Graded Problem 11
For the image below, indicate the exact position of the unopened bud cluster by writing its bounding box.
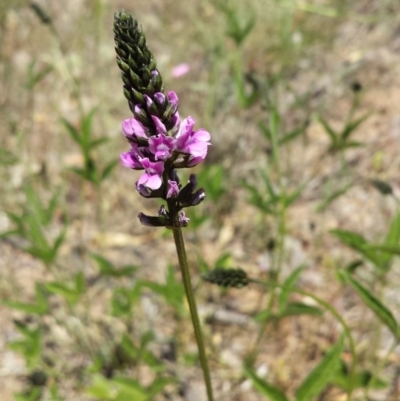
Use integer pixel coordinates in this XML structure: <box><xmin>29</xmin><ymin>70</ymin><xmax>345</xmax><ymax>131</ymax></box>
<box><xmin>114</xmin><ymin>10</ymin><xmax>211</xmax><ymax>228</ymax></box>
<box><xmin>202</xmin><ymin>268</ymin><xmax>249</xmax><ymax>288</ymax></box>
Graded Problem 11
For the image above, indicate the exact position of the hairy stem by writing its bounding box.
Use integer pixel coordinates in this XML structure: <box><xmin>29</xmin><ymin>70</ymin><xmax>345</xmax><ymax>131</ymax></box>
<box><xmin>172</xmin><ymin>225</ymin><xmax>214</xmax><ymax>401</ymax></box>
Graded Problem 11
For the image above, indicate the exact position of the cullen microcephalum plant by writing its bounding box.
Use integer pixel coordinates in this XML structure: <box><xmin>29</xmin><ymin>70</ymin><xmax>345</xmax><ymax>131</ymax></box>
<box><xmin>113</xmin><ymin>10</ymin><xmax>214</xmax><ymax>401</ymax></box>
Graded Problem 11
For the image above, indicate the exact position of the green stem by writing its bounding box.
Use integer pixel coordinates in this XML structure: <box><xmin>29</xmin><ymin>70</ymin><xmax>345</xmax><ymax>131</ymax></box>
<box><xmin>251</xmin><ymin>279</ymin><xmax>357</xmax><ymax>401</ymax></box>
<box><xmin>172</xmin><ymin>226</ymin><xmax>214</xmax><ymax>401</ymax></box>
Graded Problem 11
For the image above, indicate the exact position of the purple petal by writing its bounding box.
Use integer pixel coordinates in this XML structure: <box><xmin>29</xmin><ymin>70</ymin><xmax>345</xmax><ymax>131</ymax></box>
<box><xmin>167</xmin><ymin>180</ymin><xmax>180</xmax><ymax>198</ymax></box>
<box><xmin>176</xmin><ymin>116</ymin><xmax>196</xmax><ymax>138</ymax></box>
<box><xmin>122</xmin><ymin>118</ymin><xmax>147</xmax><ymax>139</ymax></box>
<box><xmin>146</xmin><ymin>174</ymin><xmax>162</xmax><ymax>189</ymax></box>
<box><xmin>120</xmin><ymin>145</ymin><xmax>144</xmax><ymax>169</ymax></box>
<box><xmin>178</xmin><ymin>211</ymin><xmax>190</xmax><ymax>227</ymax></box>
<box><xmin>187</xmin><ymin>155</ymin><xmax>205</xmax><ymax>167</ymax></box>
<box><xmin>167</xmin><ymin>91</ymin><xmax>179</xmax><ymax>107</ymax></box>
<box><xmin>148</xmin><ymin>135</ymin><xmax>176</xmax><ymax>161</ymax></box>
<box><xmin>192</xmin><ymin>129</ymin><xmax>211</xmax><ymax>142</ymax></box>
<box><xmin>151</xmin><ymin>115</ymin><xmax>167</xmax><ymax>135</ymax></box>
<box><xmin>154</xmin><ymin>92</ymin><xmax>166</xmax><ymax>105</ymax></box>
<box><xmin>140</xmin><ymin>158</ymin><xmax>165</xmax><ymax>175</ymax></box>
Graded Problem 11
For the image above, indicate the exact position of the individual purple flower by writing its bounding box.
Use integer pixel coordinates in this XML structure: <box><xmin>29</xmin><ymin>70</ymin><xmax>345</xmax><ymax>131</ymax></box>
<box><xmin>122</xmin><ymin>117</ymin><xmax>147</xmax><ymax>140</ymax></box>
<box><xmin>136</xmin><ymin>158</ymin><xmax>164</xmax><ymax>190</ymax></box>
<box><xmin>120</xmin><ymin>144</ymin><xmax>144</xmax><ymax>169</ymax></box>
<box><xmin>148</xmin><ymin>134</ymin><xmax>176</xmax><ymax>161</ymax></box>
<box><xmin>178</xmin><ymin>211</ymin><xmax>190</xmax><ymax>227</ymax></box>
<box><xmin>167</xmin><ymin>180</ymin><xmax>180</xmax><ymax>198</ymax></box>
<box><xmin>175</xmin><ymin>117</ymin><xmax>211</xmax><ymax>165</ymax></box>
<box><xmin>167</xmin><ymin>91</ymin><xmax>179</xmax><ymax>108</ymax></box>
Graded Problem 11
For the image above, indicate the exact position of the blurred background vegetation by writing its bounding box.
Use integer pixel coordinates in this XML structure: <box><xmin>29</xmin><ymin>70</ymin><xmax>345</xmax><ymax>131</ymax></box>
<box><xmin>1</xmin><ymin>0</ymin><xmax>400</xmax><ymax>400</ymax></box>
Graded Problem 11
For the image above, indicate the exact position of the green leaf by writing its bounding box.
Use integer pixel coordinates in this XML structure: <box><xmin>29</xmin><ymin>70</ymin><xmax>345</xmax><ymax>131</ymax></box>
<box><xmin>81</xmin><ymin>107</ymin><xmax>98</xmax><ymax>153</ymax></box>
<box><xmin>296</xmin><ymin>335</ymin><xmax>343</xmax><ymax>401</ymax></box>
<box><xmin>91</xmin><ymin>254</ymin><xmax>137</xmax><ymax>277</ymax></box>
<box><xmin>330</xmin><ymin>360</ymin><xmax>387</xmax><ymax>391</ymax></box>
<box><xmin>280</xmin><ymin>125</ymin><xmax>306</xmax><ymax>145</ymax></box>
<box><xmin>4</xmin><ymin>285</ymin><xmax>50</xmax><ymax>315</ymax></box>
<box><xmin>315</xmin><ymin>182</ymin><xmax>353</xmax><ymax>212</ymax></box>
<box><xmin>317</xmin><ymin>115</ymin><xmax>338</xmax><ymax>146</ymax></box>
<box><xmin>284</xmin><ymin>183</ymin><xmax>305</xmax><ymax>208</ymax></box>
<box><xmin>340</xmin><ymin>271</ymin><xmax>398</xmax><ymax>338</ymax></box>
<box><xmin>112</xmin><ymin>376</ymin><xmax>148</xmax><ymax>401</ymax></box>
<box><xmin>258</xmin><ymin>121</ymin><xmax>272</xmax><ymax>142</ymax></box>
<box><xmin>341</xmin><ymin>114</ymin><xmax>369</xmax><ymax>141</ymax></box>
<box><xmin>111</xmin><ymin>288</ymin><xmax>132</xmax><ymax>317</ymax></box>
<box><xmin>147</xmin><ymin>377</ymin><xmax>175</xmax><ymax>398</ymax></box>
<box><xmin>244</xmin><ymin>366</ymin><xmax>289</xmax><ymax>401</ymax></box>
<box><xmin>101</xmin><ymin>160</ymin><xmax>119</xmax><ymax>181</ymax></box>
<box><xmin>330</xmin><ymin>229</ymin><xmax>381</xmax><ymax>268</ymax></box>
<box><xmin>278</xmin><ymin>265</ymin><xmax>306</xmax><ymax>312</ymax></box>
<box><xmin>280</xmin><ymin>302</ymin><xmax>323</xmax><ymax>318</ymax></box>
<box><xmin>14</xmin><ymin>387</ymin><xmax>41</xmax><ymax>401</ymax></box>
<box><xmin>61</xmin><ymin>118</ymin><xmax>81</xmax><ymax>146</ymax></box>
<box><xmin>89</xmin><ymin>137</ymin><xmax>109</xmax><ymax>149</ymax></box>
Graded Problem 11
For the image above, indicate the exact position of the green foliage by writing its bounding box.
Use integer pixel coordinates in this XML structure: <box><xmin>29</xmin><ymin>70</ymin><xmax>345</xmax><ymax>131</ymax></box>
<box><xmin>197</xmin><ymin>164</ymin><xmax>227</xmax><ymax>203</ymax></box>
<box><xmin>45</xmin><ymin>272</ymin><xmax>86</xmax><ymax>306</ymax></box>
<box><xmin>242</xmin><ymin>170</ymin><xmax>304</xmax><ymax>216</ymax></box>
<box><xmin>91</xmin><ymin>254</ymin><xmax>138</xmax><ymax>277</ymax></box>
<box><xmin>216</xmin><ymin>2</ymin><xmax>256</xmax><ymax>46</ymax></box>
<box><xmin>139</xmin><ymin>264</ymin><xmax>185</xmax><ymax>316</ymax></box>
<box><xmin>315</xmin><ymin>181</ymin><xmax>353</xmax><ymax>212</ymax></box>
<box><xmin>3</xmin><ymin>284</ymin><xmax>49</xmax><ymax>315</ymax></box>
<box><xmin>86</xmin><ymin>374</ymin><xmax>172</xmax><ymax>401</ymax></box>
<box><xmin>317</xmin><ymin>113</ymin><xmax>368</xmax><ymax>153</ymax></box>
<box><xmin>295</xmin><ymin>335</ymin><xmax>344</xmax><ymax>401</ymax></box>
<box><xmin>14</xmin><ymin>387</ymin><xmax>41</xmax><ymax>401</ymax></box>
<box><xmin>331</xmin><ymin>213</ymin><xmax>400</xmax><ymax>272</ymax></box>
<box><xmin>111</xmin><ymin>287</ymin><xmax>139</xmax><ymax>317</ymax></box>
<box><xmin>61</xmin><ymin>107</ymin><xmax>118</xmax><ymax>186</ymax></box>
<box><xmin>339</xmin><ymin>271</ymin><xmax>399</xmax><ymax>338</ymax></box>
<box><xmin>26</xmin><ymin>59</ymin><xmax>53</xmax><ymax>90</ymax></box>
<box><xmin>330</xmin><ymin>359</ymin><xmax>387</xmax><ymax>391</ymax></box>
<box><xmin>8</xmin><ymin>322</ymin><xmax>42</xmax><ymax>370</ymax></box>
<box><xmin>1</xmin><ymin>185</ymin><xmax>66</xmax><ymax>267</ymax></box>
<box><xmin>244</xmin><ymin>366</ymin><xmax>289</xmax><ymax>401</ymax></box>
<box><xmin>258</xmin><ymin>120</ymin><xmax>307</xmax><ymax>147</ymax></box>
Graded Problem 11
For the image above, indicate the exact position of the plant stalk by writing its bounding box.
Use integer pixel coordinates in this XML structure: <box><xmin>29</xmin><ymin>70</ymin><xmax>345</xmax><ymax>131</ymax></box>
<box><xmin>172</xmin><ymin>226</ymin><xmax>214</xmax><ymax>401</ymax></box>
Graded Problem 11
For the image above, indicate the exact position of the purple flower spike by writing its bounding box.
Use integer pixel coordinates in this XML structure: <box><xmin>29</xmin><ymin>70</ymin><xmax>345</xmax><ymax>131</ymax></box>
<box><xmin>137</xmin><ymin>158</ymin><xmax>164</xmax><ymax>190</ymax></box>
<box><xmin>175</xmin><ymin>117</ymin><xmax>211</xmax><ymax>164</ymax></box>
<box><xmin>167</xmin><ymin>180</ymin><xmax>180</xmax><ymax>198</ymax></box>
<box><xmin>148</xmin><ymin>134</ymin><xmax>176</xmax><ymax>161</ymax></box>
<box><xmin>120</xmin><ymin>144</ymin><xmax>144</xmax><ymax>169</ymax></box>
<box><xmin>122</xmin><ymin>118</ymin><xmax>147</xmax><ymax>140</ymax></box>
